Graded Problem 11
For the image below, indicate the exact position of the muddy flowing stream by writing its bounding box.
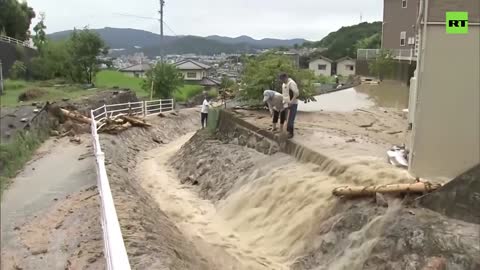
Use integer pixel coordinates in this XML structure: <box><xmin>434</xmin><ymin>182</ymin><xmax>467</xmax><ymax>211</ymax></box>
<box><xmin>136</xmin><ymin>132</ymin><xmax>412</xmax><ymax>270</ymax></box>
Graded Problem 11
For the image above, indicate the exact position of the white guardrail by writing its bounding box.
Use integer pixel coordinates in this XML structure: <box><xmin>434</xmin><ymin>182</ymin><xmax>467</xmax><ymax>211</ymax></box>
<box><xmin>0</xmin><ymin>35</ymin><xmax>36</xmax><ymax>50</ymax></box>
<box><xmin>89</xmin><ymin>99</ymin><xmax>174</xmax><ymax>269</ymax></box>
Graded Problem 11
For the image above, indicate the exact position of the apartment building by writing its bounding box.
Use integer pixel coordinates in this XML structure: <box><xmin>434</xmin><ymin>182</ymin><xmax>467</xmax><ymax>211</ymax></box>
<box><xmin>382</xmin><ymin>0</ymin><xmax>420</xmax><ymax>52</ymax></box>
<box><xmin>408</xmin><ymin>0</ymin><xmax>480</xmax><ymax>179</ymax></box>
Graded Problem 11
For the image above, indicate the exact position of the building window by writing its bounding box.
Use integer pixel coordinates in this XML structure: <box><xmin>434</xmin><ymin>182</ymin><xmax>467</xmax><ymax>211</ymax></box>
<box><xmin>318</xmin><ymin>64</ymin><xmax>327</xmax><ymax>70</ymax></box>
<box><xmin>187</xmin><ymin>72</ymin><xmax>197</xmax><ymax>78</ymax></box>
<box><xmin>346</xmin><ymin>65</ymin><xmax>354</xmax><ymax>71</ymax></box>
<box><xmin>402</xmin><ymin>0</ymin><xmax>407</xmax><ymax>8</ymax></box>
<box><xmin>400</xmin><ymin>31</ymin><xmax>406</xmax><ymax>46</ymax></box>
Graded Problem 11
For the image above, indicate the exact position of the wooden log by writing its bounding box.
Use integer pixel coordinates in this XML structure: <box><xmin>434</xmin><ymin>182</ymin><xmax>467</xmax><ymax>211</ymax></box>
<box><xmin>60</xmin><ymin>108</ymin><xmax>92</xmax><ymax>124</ymax></box>
<box><xmin>332</xmin><ymin>182</ymin><xmax>442</xmax><ymax>197</ymax></box>
<box><xmin>120</xmin><ymin>115</ymin><xmax>152</xmax><ymax>127</ymax></box>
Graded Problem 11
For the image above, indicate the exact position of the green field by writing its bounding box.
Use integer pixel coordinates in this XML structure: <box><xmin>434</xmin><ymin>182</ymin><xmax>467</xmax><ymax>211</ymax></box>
<box><xmin>96</xmin><ymin>70</ymin><xmax>210</xmax><ymax>102</ymax></box>
<box><xmin>1</xmin><ymin>71</ymin><xmax>216</xmax><ymax>107</ymax></box>
<box><xmin>95</xmin><ymin>70</ymin><xmax>147</xmax><ymax>97</ymax></box>
<box><xmin>0</xmin><ymin>80</ymin><xmax>100</xmax><ymax>107</ymax></box>
<box><xmin>174</xmin><ymin>84</ymin><xmax>204</xmax><ymax>102</ymax></box>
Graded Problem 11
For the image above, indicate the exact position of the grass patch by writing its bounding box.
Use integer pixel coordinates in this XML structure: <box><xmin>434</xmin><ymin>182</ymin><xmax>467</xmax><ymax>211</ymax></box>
<box><xmin>1</xmin><ymin>79</ymin><xmax>102</xmax><ymax>107</ymax></box>
<box><xmin>174</xmin><ymin>84</ymin><xmax>204</xmax><ymax>102</ymax></box>
<box><xmin>95</xmin><ymin>70</ymin><xmax>147</xmax><ymax>97</ymax></box>
<box><xmin>0</xmin><ymin>129</ymin><xmax>48</xmax><ymax>196</ymax></box>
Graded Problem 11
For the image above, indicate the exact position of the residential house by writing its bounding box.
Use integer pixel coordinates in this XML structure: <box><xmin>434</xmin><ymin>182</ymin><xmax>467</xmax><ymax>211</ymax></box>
<box><xmin>356</xmin><ymin>0</ymin><xmax>420</xmax><ymax>80</ymax></box>
<box><xmin>335</xmin><ymin>57</ymin><xmax>356</xmax><ymax>77</ymax></box>
<box><xmin>174</xmin><ymin>59</ymin><xmax>210</xmax><ymax>82</ymax></box>
<box><xmin>119</xmin><ymin>63</ymin><xmax>151</xmax><ymax>78</ymax></box>
<box><xmin>308</xmin><ymin>56</ymin><xmax>333</xmax><ymax>76</ymax></box>
<box><xmin>174</xmin><ymin>59</ymin><xmax>220</xmax><ymax>88</ymax></box>
<box><xmin>408</xmin><ymin>0</ymin><xmax>479</xmax><ymax>179</ymax></box>
<box><xmin>382</xmin><ymin>0</ymin><xmax>420</xmax><ymax>53</ymax></box>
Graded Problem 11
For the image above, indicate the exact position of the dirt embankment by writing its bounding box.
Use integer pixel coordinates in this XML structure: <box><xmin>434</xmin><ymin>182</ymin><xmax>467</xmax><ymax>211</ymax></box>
<box><xmin>100</xmin><ymin>109</ymin><xmax>212</xmax><ymax>270</ymax></box>
<box><xmin>167</xmin><ymin>128</ymin><xmax>479</xmax><ymax>269</ymax></box>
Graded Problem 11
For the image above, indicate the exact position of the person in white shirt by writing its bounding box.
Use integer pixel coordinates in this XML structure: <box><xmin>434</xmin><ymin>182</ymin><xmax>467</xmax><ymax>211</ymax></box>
<box><xmin>201</xmin><ymin>95</ymin><xmax>211</xmax><ymax>129</ymax></box>
<box><xmin>279</xmin><ymin>73</ymin><xmax>299</xmax><ymax>138</ymax></box>
<box><xmin>263</xmin><ymin>90</ymin><xmax>286</xmax><ymax>132</ymax></box>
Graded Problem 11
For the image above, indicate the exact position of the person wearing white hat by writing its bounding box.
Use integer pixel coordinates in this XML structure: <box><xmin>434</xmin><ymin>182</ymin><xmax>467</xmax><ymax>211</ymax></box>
<box><xmin>263</xmin><ymin>89</ymin><xmax>286</xmax><ymax>132</ymax></box>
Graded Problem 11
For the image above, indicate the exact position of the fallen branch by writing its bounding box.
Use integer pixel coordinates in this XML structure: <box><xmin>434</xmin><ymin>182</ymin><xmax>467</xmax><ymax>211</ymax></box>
<box><xmin>358</xmin><ymin>121</ymin><xmax>375</xmax><ymax>128</ymax></box>
<box><xmin>60</xmin><ymin>108</ymin><xmax>92</xmax><ymax>124</ymax></box>
<box><xmin>332</xmin><ymin>182</ymin><xmax>442</xmax><ymax>197</ymax></box>
<box><xmin>120</xmin><ymin>115</ymin><xmax>152</xmax><ymax>127</ymax></box>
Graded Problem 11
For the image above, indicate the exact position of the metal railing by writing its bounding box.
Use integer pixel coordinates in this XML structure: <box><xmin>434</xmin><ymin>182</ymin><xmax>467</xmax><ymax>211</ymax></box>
<box><xmin>0</xmin><ymin>35</ymin><xmax>36</xmax><ymax>49</ymax></box>
<box><xmin>357</xmin><ymin>48</ymin><xmax>416</xmax><ymax>61</ymax></box>
<box><xmin>90</xmin><ymin>112</ymin><xmax>131</xmax><ymax>270</ymax></box>
<box><xmin>91</xmin><ymin>99</ymin><xmax>174</xmax><ymax>130</ymax></box>
<box><xmin>88</xmin><ymin>98</ymin><xmax>174</xmax><ymax>269</ymax></box>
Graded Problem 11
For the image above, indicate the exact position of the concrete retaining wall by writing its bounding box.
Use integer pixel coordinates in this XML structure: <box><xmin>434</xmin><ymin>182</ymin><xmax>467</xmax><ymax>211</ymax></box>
<box><xmin>419</xmin><ymin>164</ymin><xmax>480</xmax><ymax>224</ymax></box>
<box><xmin>0</xmin><ymin>41</ymin><xmax>37</xmax><ymax>78</ymax></box>
<box><xmin>214</xmin><ymin>110</ymin><xmax>346</xmax><ymax>176</ymax></box>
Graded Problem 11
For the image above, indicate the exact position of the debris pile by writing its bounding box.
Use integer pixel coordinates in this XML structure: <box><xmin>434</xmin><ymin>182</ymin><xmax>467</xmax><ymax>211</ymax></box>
<box><xmin>57</xmin><ymin>108</ymin><xmax>152</xmax><ymax>135</ymax></box>
<box><xmin>97</xmin><ymin>114</ymin><xmax>152</xmax><ymax>134</ymax></box>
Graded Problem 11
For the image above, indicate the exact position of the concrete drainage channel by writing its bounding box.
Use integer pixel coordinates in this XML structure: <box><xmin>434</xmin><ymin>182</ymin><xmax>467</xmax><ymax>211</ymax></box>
<box><xmin>95</xmin><ymin>108</ymin><xmax>479</xmax><ymax>270</ymax></box>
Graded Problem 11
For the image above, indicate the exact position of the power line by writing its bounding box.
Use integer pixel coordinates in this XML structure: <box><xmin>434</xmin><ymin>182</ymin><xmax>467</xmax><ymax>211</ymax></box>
<box><xmin>113</xmin><ymin>13</ymin><xmax>157</xmax><ymax>20</ymax></box>
<box><xmin>113</xmin><ymin>12</ymin><xmax>178</xmax><ymax>36</ymax></box>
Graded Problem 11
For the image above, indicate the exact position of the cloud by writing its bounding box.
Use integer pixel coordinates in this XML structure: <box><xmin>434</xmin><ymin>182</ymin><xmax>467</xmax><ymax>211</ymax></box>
<box><xmin>28</xmin><ymin>0</ymin><xmax>382</xmax><ymax>40</ymax></box>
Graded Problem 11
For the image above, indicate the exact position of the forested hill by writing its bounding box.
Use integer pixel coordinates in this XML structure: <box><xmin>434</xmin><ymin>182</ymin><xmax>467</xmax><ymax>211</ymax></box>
<box><xmin>303</xmin><ymin>22</ymin><xmax>382</xmax><ymax>60</ymax></box>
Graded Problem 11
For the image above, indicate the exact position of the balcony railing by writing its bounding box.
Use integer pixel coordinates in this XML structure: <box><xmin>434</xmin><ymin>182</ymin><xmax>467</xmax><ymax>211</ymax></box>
<box><xmin>357</xmin><ymin>48</ymin><xmax>416</xmax><ymax>62</ymax></box>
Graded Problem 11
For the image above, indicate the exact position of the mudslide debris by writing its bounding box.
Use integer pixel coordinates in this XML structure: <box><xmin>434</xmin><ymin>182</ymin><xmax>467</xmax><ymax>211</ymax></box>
<box><xmin>59</xmin><ymin>108</ymin><xmax>152</xmax><ymax>134</ymax></box>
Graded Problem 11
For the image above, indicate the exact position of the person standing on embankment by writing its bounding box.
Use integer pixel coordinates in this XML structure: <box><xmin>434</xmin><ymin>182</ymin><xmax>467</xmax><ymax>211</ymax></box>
<box><xmin>263</xmin><ymin>90</ymin><xmax>287</xmax><ymax>132</ymax></box>
<box><xmin>201</xmin><ymin>95</ymin><xmax>212</xmax><ymax>129</ymax></box>
<box><xmin>279</xmin><ymin>73</ymin><xmax>299</xmax><ymax>139</ymax></box>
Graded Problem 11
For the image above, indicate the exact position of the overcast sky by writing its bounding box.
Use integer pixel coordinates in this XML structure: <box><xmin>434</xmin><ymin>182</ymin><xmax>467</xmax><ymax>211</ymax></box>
<box><xmin>28</xmin><ymin>0</ymin><xmax>383</xmax><ymax>41</ymax></box>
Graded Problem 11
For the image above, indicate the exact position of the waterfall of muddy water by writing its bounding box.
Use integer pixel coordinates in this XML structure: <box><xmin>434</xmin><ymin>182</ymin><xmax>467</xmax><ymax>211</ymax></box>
<box><xmin>138</xmin><ymin>133</ymin><xmax>411</xmax><ymax>269</ymax></box>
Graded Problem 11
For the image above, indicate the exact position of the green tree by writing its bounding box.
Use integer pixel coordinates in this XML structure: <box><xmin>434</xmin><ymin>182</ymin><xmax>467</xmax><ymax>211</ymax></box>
<box><xmin>300</xmin><ymin>22</ymin><xmax>381</xmax><ymax>60</ymax></box>
<box><xmin>9</xmin><ymin>61</ymin><xmax>26</xmax><ymax>80</ymax></box>
<box><xmin>30</xmin><ymin>40</ymin><xmax>70</xmax><ymax>80</ymax></box>
<box><xmin>32</xmin><ymin>12</ymin><xmax>47</xmax><ymax>51</ymax></box>
<box><xmin>67</xmin><ymin>28</ymin><xmax>107</xmax><ymax>83</ymax></box>
<box><xmin>355</xmin><ymin>33</ymin><xmax>381</xmax><ymax>51</ymax></box>
<box><xmin>368</xmin><ymin>49</ymin><xmax>395</xmax><ymax>81</ymax></box>
<box><xmin>143</xmin><ymin>63</ymin><xmax>184</xmax><ymax>99</ymax></box>
<box><xmin>241</xmin><ymin>53</ymin><xmax>316</xmax><ymax>102</ymax></box>
<box><xmin>0</xmin><ymin>0</ymin><xmax>36</xmax><ymax>40</ymax></box>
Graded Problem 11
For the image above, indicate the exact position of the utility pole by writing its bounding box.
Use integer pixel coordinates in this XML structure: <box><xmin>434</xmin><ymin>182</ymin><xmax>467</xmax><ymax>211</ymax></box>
<box><xmin>0</xmin><ymin>60</ymin><xmax>3</xmax><ymax>96</ymax></box>
<box><xmin>159</xmin><ymin>0</ymin><xmax>165</xmax><ymax>63</ymax></box>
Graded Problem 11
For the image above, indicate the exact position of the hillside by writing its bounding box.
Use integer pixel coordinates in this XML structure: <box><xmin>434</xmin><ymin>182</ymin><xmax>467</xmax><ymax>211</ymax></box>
<box><xmin>48</xmin><ymin>27</ymin><xmax>307</xmax><ymax>56</ymax></box>
<box><xmin>303</xmin><ymin>22</ymin><xmax>382</xmax><ymax>60</ymax></box>
<box><xmin>206</xmin><ymin>35</ymin><xmax>306</xmax><ymax>48</ymax></box>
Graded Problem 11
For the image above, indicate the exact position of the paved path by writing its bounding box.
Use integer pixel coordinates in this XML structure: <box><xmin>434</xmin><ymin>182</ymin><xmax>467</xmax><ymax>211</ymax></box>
<box><xmin>1</xmin><ymin>136</ymin><xmax>98</xmax><ymax>269</ymax></box>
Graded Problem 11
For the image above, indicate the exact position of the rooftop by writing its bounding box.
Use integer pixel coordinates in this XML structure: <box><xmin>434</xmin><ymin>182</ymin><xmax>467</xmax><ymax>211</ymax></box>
<box><xmin>174</xmin><ymin>59</ymin><xmax>211</xmax><ymax>70</ymax></box>
<box><xmin>119</xmin><ymin>63</ymin><xmax>152</xmax><ymax>72</ymax></box>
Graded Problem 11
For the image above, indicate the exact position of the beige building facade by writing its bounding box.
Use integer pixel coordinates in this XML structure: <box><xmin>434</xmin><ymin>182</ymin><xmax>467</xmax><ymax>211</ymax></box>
<box><xmin>408</xmin><ymin>0</ymin><xmax>480</xmax><ymax>179</ymax></box>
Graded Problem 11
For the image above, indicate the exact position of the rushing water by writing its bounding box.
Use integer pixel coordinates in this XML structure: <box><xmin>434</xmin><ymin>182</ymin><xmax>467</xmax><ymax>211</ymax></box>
<box><xmin>138</xmin><ymin>133</ymin><xmax>411</xmax><ymax>270</ymax></box>
<box><xmin>299</xmin><ymin>81</ymin><xmax>409</xmax><ymax>112</ymax></box>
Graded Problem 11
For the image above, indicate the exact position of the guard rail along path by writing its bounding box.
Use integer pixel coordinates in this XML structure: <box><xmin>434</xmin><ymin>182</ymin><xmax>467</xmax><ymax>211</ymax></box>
<box><xmin>0</xmin><ymin>35</ymin><xmax>36</xmax><ymax>50</ymax></box>
<box><xmin>89</xmin><ymin>99</ymin><xmax>174</xmax><ymax>270</ymax></box>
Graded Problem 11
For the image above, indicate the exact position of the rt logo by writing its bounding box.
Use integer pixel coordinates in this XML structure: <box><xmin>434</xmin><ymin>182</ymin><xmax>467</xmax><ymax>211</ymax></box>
<box><xmin>446</xmin><ymin>12</ymin><xmax>468</xmax><ymax>34</ymax></box>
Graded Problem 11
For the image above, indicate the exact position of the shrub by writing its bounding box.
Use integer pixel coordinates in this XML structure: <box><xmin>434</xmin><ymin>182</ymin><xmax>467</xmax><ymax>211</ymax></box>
<box><xmin>9</xmin><ymin>61</ymin><xmax>27</xmax><ymax>80</ymax></box>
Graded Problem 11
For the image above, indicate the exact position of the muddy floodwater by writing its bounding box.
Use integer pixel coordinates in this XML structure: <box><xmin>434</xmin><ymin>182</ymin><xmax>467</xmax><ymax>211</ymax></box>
<box><xmin>299</xmin><ymin>81</ymin><xmax>409</xmax><ymax>112</ymax></box>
